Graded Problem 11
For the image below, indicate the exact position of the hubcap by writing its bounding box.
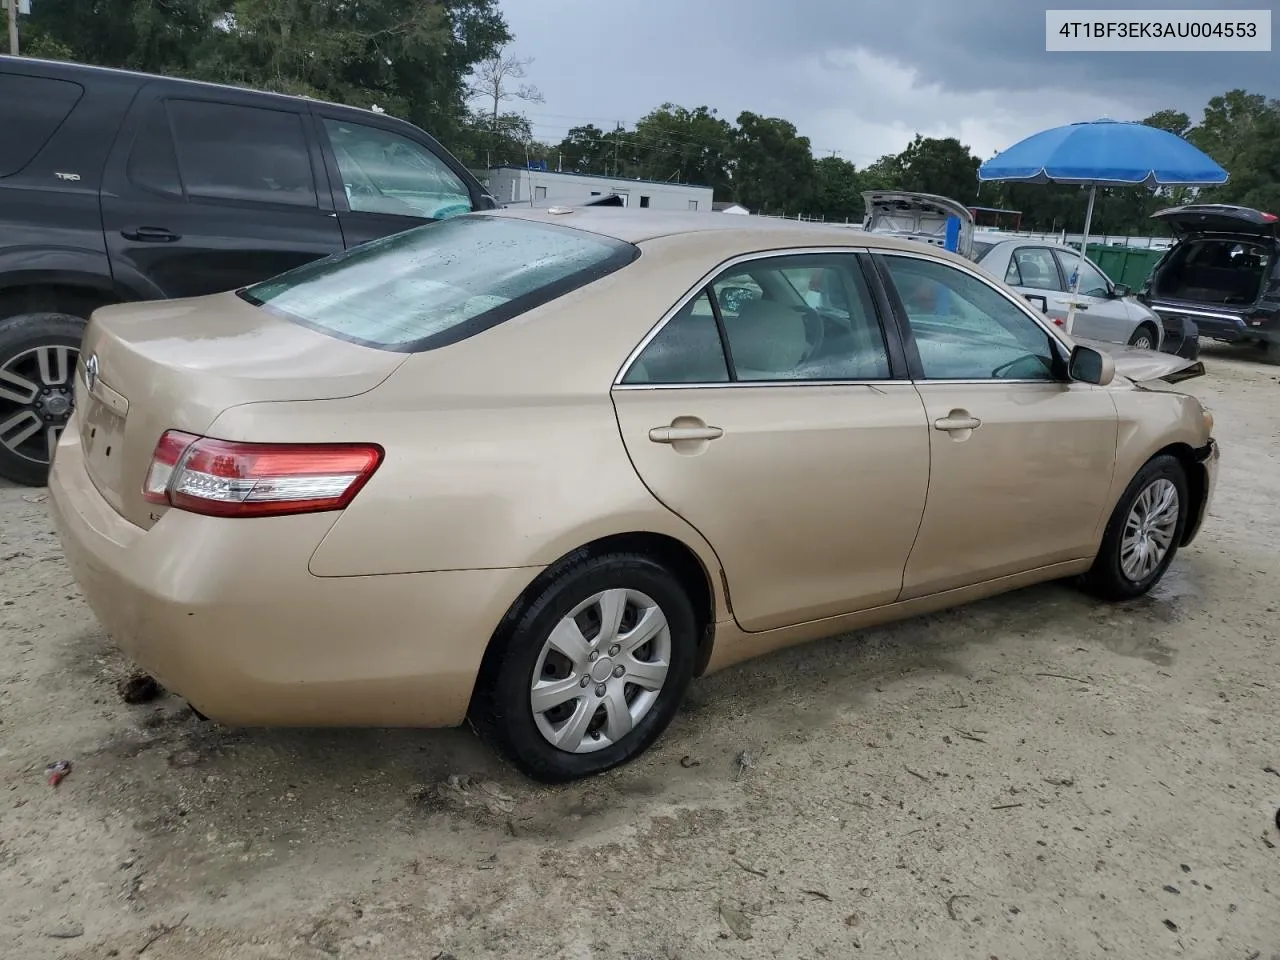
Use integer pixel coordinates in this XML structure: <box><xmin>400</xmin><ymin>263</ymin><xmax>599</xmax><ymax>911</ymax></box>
<box><xmin>0</xmin><ymin>344</ymin><xmax>77</xmax><ymax>466</ymax></box>
<box><xmin>1120</xmin><ymin>478</ymin><xmax>1179</xmax><ymax>582</ymax></box>
<box><xmin>1134</xmin><ymin>335</ymin><xmax>1153</xmax><ymax>349</ymax></box>
<box><xmin>530</xmin><ymin>588</ymin><xmax>672</xmax><ymax>754</ymax></box>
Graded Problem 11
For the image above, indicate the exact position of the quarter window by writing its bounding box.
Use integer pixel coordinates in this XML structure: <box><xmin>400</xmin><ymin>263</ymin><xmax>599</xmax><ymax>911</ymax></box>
<box><xmin>322</xmin><ymin>118</ymin><xmax>473</xmax><ymax>220</ymax></box>
<box><xmin>0</xmin><ymin>74</ymin><xmax>84</xmax><ymax>178</ymax></box>
<box><xmin>166</xmin><ymin>99</ymin><xmax>317</xmax><ymax>207</ymax></box>
<box><xmin>624</xmin><ymin>254</ymin><xmax>891</xmax><ymax>384</ymax></box>
<box><xmin>621</xmin><ymin>291</ymin><xmax>729</xmax><ymax>384</ymax></box>
<box><xmin>883</xmin><ymin>255</ymin><xmax>1059</xmax><ymax>381</ymax></box>
<box><xmin>1005</xmin><ymin>247</ymin><xmax>1062</xmax><ymax>291</ymax></box>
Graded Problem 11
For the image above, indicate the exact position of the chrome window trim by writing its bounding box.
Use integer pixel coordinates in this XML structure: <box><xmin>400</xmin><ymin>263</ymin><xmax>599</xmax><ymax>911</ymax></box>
<box><xmin>612</xmin><ymin>245</ymin><xmax>889</xmax><ymax>388</ymax></box>
<box><xmin>615</xmin><ymin>378</ymin><xmax>1071</xmax><ymax>391</ymax></box>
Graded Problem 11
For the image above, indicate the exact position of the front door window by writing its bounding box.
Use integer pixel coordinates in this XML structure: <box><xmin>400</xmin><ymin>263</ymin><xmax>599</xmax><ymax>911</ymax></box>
<box><xmin>322</xmin><ymin>118</ymin><xmax>473</xmax><ymax>220</ymax></box>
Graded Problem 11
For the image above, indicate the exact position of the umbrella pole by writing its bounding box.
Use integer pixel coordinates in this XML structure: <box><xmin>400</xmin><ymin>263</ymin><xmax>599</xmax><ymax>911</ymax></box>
<box><xmin>1065</xmin><ymin>183</ymin><xmax>1097</xmax><ymax>335</ymax></box>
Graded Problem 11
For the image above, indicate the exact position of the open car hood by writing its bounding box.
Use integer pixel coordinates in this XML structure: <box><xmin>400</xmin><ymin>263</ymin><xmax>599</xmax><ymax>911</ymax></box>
<box><xmin>1151</xmin><ymin>203</ymin><xmax>1279</xmax><ymax>238</ymax></box>
<box><xmin>861</xmin><ymin>191</ymin><xmax>975</xmax><ymax>257</ymax></box>
<box><xmin>1078</xmin><ymin>337</ymin><xmax>1206</xmax><ymax>384</ymax></box>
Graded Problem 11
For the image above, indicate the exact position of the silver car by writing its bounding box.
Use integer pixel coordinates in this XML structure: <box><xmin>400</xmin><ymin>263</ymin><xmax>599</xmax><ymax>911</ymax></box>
<box><xmin>862</xmin><ymin>192</ymin><xmax>1189</xmax><ymax>355</ymax></box>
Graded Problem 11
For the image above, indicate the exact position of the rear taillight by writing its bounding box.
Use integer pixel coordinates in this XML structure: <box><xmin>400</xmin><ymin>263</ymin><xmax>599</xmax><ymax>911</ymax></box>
<box><xmin>142</xmin><ymin>431</ymin><xmax>383</xmax><ymax>518</ymax></box>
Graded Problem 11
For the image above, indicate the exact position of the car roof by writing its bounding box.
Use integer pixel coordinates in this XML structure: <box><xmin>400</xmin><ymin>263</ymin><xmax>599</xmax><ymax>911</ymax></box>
<box><xmin>482</xmin><ymin>206</ymin><xmax>971</xmax><ymax>257</ymax></box>
<box><xmin>1</xmin><ymin>55</ymin><xmax>363</xmax><ymax>115</ymax></box>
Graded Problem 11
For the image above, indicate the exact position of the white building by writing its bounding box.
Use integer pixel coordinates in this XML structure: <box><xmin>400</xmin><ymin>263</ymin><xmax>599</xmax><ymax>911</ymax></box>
<box><xmin>486</xmin><ymin>166</ymin><xmax>715</xmax><ymax>213</ymax></box>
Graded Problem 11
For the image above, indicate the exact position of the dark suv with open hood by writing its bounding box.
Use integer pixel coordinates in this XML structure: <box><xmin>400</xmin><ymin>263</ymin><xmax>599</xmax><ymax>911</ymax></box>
<box><xmin>1141</xmin><ymin>204</ymin><xmax>1280</xmax><ymax>362</ymax></box>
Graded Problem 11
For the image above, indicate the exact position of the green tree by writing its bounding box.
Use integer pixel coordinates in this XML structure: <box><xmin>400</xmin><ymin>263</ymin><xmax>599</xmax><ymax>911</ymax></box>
<box><xmin>811</xmin><ymin>156</ymin><xmax>865</xmax><ymax>222</ymax></box>
<box><xmin>730</xmin><ymin>112</ymin><xmax>815</xmax><ymax>214</ymax></box>
<box><xmin>1143</xmin><ymin>109</ymin><xmax>1193</xmax><ymax>138</ymax></box>
<box><xmin>24</xmin><ymin>0</ymin><xmax>510</xmax><ymax>150</ymax></box>
<box><xmin>629</xmin><ymin>104</ymin><xmax>734</xmax><ymax>194</ymax></box>
<box><xmin>554</xmin><ymin>124</ymin><xmax>615</xmax><ymax>175</ymax></box>
<box><xmin>892</xmin><ymin>135</ymin><xmax>981</xmax><ymax>204</ymax></box>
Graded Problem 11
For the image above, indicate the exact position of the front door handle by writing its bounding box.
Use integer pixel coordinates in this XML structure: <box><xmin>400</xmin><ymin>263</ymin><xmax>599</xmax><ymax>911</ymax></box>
<box><xmin>934</xmin><ymin>413</ymin><xmax>982</xmax><ymax>432</ymax></box>
<box><xmin>649</xmin><ymin>424</ymin><xmax>724</xmax><ymax>443</ymax></box>
<box><xmin>121</xmin><ymin>226</ymin><xmax>181</xmax><ymax>243</ymax></box>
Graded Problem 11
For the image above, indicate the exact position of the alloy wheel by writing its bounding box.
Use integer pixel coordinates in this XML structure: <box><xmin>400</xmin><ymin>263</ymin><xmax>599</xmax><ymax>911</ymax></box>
<box><xmin>0</xmin><ymin>344</ymin><xmax>77</xmax><ymax>468</ymax></box>
<box><xmin>1120</xmin><ymin>478</ymin><xmax>1179</xmax><ymax>582</ymax></box>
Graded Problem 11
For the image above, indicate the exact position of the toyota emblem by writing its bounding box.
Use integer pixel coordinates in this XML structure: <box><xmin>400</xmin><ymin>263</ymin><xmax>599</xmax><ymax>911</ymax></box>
<box><xmin>84</xmin><ymin>353</ymin><xmax>99</xmax><ymax>393</ymax></box>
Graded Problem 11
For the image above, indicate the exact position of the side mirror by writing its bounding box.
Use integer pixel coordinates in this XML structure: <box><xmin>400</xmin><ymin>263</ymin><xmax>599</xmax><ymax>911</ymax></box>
<box><xmin>1112</xmin><ymin>283</ymin><xmax>1131</xmax><ymax>298</ymax></box>
<box><xmin>1069</xmin><ymin>345</ymin><xmax>1115</xmax><ymax>386</ymax></box>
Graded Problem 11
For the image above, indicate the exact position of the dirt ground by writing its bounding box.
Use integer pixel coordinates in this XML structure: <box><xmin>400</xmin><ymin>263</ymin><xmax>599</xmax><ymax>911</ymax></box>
<box><xmin>2</xmin><ymin>344</ymin><xmax>1279</xmax><ymax>960</ymax></box>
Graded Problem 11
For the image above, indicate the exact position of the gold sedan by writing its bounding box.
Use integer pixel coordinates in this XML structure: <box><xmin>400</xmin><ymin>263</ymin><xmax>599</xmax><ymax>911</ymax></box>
<box><xmin>48</xmin><ymin>208</ymin><xmax>1219</xmax><ymax>782</ymax></box>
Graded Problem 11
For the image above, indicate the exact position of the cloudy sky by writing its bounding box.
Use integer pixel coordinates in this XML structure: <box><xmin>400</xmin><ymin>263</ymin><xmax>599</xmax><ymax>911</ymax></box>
<box><xmin>496</xmin><ymin>0</ymin><xmax>1277</xmax><ymax>166</ymax></box>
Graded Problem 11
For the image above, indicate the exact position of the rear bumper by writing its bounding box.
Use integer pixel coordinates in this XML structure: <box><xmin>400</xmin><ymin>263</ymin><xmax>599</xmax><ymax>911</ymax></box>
<box><xmin>1151</xmin><ymin>303</ymin><xmax>1276</xmax><ymax>344</ymax></box>
<box><xmin>47</xmin><ymin>422</ymin><xmax>538</xmax><ymax>728</ymax></box>
<box><xmin>1182</xmin><ymin>439</ymin><xmax>1219</xmax><ymax>546</ymax></box>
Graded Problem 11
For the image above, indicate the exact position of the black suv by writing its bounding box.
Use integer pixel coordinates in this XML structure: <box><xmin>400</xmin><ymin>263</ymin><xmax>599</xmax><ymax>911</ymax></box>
<box><xmin>0</xmin><ymin>56</ymin><xmax>496</xmax><ymax>485</ymax></box>
<box><xmin>1141</xmin><ymin>204</ymin><xmax>1280</xmax><ymax>363</ymax></box>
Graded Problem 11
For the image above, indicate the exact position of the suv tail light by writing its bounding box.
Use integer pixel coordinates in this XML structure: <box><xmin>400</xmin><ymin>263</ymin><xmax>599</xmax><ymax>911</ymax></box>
<box><xmin>143</xmin><ymin>431</ymin><xmax>383</xmax><ymax>518</ymax></box>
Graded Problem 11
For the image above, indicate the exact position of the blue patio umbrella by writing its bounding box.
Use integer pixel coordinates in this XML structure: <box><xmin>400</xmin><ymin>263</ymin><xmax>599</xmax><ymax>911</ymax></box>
<box><xmin>978</xmin><ymin>119</ymin><xmax>1228</xmax><ymax>334</ymax></box>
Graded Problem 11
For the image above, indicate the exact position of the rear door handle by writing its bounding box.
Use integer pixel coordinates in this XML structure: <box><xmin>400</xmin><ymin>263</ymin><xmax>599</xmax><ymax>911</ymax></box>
<box><xmin>121</xmin><ymin>227</ymin><xmax>181</xmax><ymax>243</ymax></box>
<box><xmin>649</xmin><ymin>425</ymin><xmax>724</xmax><ymax>443</ymax></box>
<box><xmin>933</xmin><ymin>414</ymin><xmax>982</xmax><ymax>432</ymax></box>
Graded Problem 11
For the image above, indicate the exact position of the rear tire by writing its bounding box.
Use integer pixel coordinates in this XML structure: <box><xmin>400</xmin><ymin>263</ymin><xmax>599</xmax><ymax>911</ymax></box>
<box><xmin>1259</xmin><ymin>340</ymin><xmax>1280</xmax><ymax>366</ymax></box>
<box><xmin>469</xmin><ymin>552</ymin><xmax>697</xmax><ymax>783</ymax></box>
<box><xmin>1083</xmin><ymin>454</ymin><xmax>1188</xmax><ymax>601</ymax></box>
<box><xmin>1127</xmin><ymin>323</ymin><xmax>1158</xmax><ymax>351</ymax></box>
<box><xmin>0</xmin><ymin>313</ymin><xmax>86</xmax><ymax>486</ymax></box>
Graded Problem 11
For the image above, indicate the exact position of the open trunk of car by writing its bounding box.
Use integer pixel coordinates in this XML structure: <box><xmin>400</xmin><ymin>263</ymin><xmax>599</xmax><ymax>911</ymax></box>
<box><xmin>1148</xmin><ymin>204</ymin><xmax>1278</xmax><ymax>306</ymax></box>
<box><xmin>861</xmin><ymin>191</ymin><xmax>976</xmax><ymax>258</ymax></box>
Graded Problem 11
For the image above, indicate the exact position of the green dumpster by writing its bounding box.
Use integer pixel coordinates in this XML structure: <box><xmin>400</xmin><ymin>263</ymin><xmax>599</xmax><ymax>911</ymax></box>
<box><xmin>1084</xmin><ymin>244</ymin><xmax>1165</xmax><ymax>289</ymax></box>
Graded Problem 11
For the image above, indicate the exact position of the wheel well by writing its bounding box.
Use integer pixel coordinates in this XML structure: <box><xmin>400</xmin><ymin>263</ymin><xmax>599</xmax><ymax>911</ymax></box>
<box><xmin>0</xmin><ymin>284</ymin><xmax>116</xmax><ymax>323</ymax></box>
<box><xmin>1152</xmin><ymin>442</ymin><xmax>1206</xmax><ymax>545</ymax></box>
<box><xmin>475</xmin><ymin>532</ymin><xmax>720</xmax><ymax>705</ymax></box>
<box><xmin>579</xmin><ymin>533</ymin><xmax>717</xmax><ymax>666</ymax></box>
<box><xmin>1134</xmin><ymin>321</ymin><xmax>1159</xmax><ymax>341</ymax></box>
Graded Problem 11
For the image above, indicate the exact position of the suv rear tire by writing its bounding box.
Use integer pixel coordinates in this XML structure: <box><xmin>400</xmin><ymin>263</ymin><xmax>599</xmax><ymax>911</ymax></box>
<box><xmin>0</xmin><ymin>313</ymin><xmax>86</xmax><ymax>486</ymax></box>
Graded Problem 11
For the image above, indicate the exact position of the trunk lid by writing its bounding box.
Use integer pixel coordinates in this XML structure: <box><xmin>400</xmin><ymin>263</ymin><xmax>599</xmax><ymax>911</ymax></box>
<box><xmin>861</xmin><ymin>191</ymin><xmax>976</xmax><ymax>258</ymax></box>
<box><xmin>75</xmin><ymin>291</ymin><xmax>407</xmax><ymax>528</ymax></box>
<box><xmin>1080</xmin><ymin>337</ymin><xmax>1206</xmax><ymax>384</ymax></box>
<box><xmin>1151</xmin><ymin>203</ymin><xmax>1279</xmax><ymax>238</ymax></box>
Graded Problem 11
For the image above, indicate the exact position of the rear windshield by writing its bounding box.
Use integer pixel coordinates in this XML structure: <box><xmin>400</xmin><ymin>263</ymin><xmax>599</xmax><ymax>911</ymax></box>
<box><xmin>240</xmin><ymin>215</ymin><xmax>638</xmax><ymax>352</ymax></box>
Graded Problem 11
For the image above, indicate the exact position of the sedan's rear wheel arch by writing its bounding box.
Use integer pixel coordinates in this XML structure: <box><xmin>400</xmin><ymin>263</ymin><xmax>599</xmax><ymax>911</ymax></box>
<box><xmin>472</xmin><ymin>532</ymin><xmax>717</xmax><ymax>707</ymax></box>
<box><xmin>468</xmin><ymin>538</ymin><xmax>706</xmax><ymax>780</ymax></box>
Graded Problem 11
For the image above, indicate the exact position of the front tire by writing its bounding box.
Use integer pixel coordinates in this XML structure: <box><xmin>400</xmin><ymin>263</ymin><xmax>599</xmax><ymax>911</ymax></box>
<box><xmin>1083</xmin><ymin>454</ymin><xmax>1188</xmax><ymax>601</ymax></box>
<box><xmin>0</xmin><ymin>312</ymin><xmax>86</xmax><ymax>486</ymax></box>
<box><xmin>470</xmin><ymin>552</ymin><xmax>697</xmax><ymax>783</ymax></box>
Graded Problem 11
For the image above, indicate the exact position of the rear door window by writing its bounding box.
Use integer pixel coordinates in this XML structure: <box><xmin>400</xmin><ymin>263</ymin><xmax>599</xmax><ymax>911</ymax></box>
<box><xmin>126</xmin><ymin>101</ymin><xmax>183</xmax><ymax>197</ymax></box>
<box><xmin>166</xmin><ymin>99</ymin><xmax>317</xmax><ymax>207</ymax></box>
<box><xmin>1006</xmin><ymin>247</ymin><xmax>1062</xmax><ymax>291</ymax></box>
<box><xmin>0</xmin><ymin>74</ymin><xmax>84</xmax><ymax>177</ymax></box>
<box><xmin>241</xmin><ymin>215</ymin><xmax>638</xmax><ymax>351</ymax></box>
